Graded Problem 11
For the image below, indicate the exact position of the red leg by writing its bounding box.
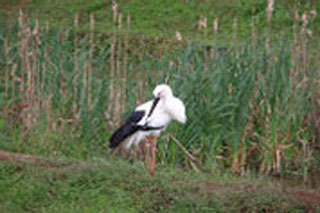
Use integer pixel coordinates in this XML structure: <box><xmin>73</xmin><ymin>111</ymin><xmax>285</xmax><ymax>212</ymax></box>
<box><xmin>145</xmin><ymin>137</ymin><xmax>152</xmax><ymax>171</ymax></box>
<box><xmin>150</xmin><ymin>136</ymin><xmax>158</xmax><ymax>176</ymax></box>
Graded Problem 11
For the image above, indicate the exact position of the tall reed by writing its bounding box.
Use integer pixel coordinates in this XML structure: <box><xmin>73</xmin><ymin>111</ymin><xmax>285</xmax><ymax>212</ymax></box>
<box><xmin>0</xmin><ymin>5</ymin><xmax>319</xmax><ymax>178</ymax></box>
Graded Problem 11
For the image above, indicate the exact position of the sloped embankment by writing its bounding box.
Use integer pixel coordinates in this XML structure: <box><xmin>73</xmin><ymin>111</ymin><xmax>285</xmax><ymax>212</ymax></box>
<box><xmin>0</xmin><ymin>150</ymin><xmax>319</xmax><ymax>212</ymax></box>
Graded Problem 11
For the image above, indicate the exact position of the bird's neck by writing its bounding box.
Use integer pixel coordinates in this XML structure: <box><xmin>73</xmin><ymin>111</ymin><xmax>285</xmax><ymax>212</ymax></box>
<box><xmin>162</xmin><ymin>95</ymin><xmax>173</xmax><ymax>101</ymax></box>
<box><xmin>161</xmin><ymin>95</ymin><xmax>174</xmax><ymax>108</ymax></box>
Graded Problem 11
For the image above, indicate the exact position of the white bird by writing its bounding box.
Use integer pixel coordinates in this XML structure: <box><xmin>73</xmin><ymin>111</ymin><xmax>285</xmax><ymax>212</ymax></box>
<box><xmin>109</xmin><ymin>84</ymin><xmax>186</xmax><ymax>175</ymax></box>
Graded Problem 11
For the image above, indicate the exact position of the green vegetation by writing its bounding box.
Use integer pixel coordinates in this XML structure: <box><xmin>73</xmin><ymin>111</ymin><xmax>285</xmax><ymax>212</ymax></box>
<box><xmin>1</xmin><ymin>0</ymin><xmax>320</xmax><ymax>42</ymax></box>
<box><xmin>0</xmin><ymin>159</ymin><xmax>315</xmax><ymax>212</ymax></box>
<box><xmin>1</xmin><ymin>11</ymin><xmax>319</xmax><ymax>175</ymax></box>
<box><xmin>0</xmin><ymin>0</ymin><xmax>320</xmax><ymax>211</ymax></box>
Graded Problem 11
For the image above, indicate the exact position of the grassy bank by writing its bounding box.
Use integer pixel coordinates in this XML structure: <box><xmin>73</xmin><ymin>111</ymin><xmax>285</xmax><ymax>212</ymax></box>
<box><xmin>1</xmin><ymin>156</ymin><xmax>319</xmax><ymax>212</ymax></box>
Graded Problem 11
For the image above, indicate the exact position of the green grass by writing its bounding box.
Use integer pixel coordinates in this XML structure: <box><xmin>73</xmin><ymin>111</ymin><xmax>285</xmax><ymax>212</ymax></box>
<box><xmin>0</xmin><ymin>158</ymin><xmax>314</xmax><ymax>212</ymax></box>
<box><xmin>1</xmin><ymin>0</ymin><xmax>320</xmax><ymax>43</ymax></box>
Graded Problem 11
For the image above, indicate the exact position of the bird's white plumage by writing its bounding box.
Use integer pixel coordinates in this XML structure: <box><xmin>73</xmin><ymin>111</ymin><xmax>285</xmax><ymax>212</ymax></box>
<box><xmin>166</xmin><ymin>97</ymin><xmax>187</xmax><ymax>124</ymax></box>
<box><xmin>125</xmin><ymin>84</ymin><xmax>186</xmax><ymax>148</ymax></box>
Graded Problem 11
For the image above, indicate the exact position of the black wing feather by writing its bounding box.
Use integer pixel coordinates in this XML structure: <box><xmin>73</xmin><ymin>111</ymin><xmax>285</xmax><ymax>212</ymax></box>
<box><xmin>109</xmin><ymin>110</ymin><xmax>145</xmax><ymax>149</ymax></box>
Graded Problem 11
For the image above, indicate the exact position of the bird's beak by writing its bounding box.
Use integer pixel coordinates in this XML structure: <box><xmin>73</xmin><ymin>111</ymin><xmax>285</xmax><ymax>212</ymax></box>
<box><xmin>147</xmin><ymin>96</ymin><xmax>161</xmax><ymax>117</ymax></box>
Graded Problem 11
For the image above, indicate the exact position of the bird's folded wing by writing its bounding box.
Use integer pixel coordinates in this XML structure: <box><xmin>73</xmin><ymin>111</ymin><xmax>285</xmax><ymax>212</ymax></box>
<box><xmin>109</xmin><ymin>110</ymin><xmax>145</xmax><ymax>148</ymax></box>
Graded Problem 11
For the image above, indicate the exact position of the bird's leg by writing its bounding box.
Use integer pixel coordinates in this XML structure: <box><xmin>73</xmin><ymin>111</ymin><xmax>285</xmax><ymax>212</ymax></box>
<box><xmin>150</xmin><ymin>136</ymin><xmax>158</xmax><ymax>176</ymax></box>
<box><xmin>145</xmin><ymin>137</ymin><xmax>152</xmax><ymax>170</ymax></box>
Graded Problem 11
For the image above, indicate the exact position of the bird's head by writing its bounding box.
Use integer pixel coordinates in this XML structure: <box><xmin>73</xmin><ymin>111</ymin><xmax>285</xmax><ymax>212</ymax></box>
<box><xmin>153</xmin><ymin>84</ymin><xmax>173</xmax><ymax>99</ymax></box>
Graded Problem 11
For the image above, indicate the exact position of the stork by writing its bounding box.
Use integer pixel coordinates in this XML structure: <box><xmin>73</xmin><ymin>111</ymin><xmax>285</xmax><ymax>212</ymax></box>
<box><xmin>109</xmin><ymin>84</ymin><xmax>187</xmax><ymax>176</ymax></box>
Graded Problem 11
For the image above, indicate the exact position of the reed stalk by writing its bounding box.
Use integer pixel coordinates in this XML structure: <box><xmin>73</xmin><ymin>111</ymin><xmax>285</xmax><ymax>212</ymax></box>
<box><xmin>114</xmin><ymin>13</ymin><xmax>123</xmax><ymax>127</ymax></box>
<box><xmin>41</xmin><ymin>22</ymin><xmax>49</xmax><ymax>109</ymax></box>
<box><xmin>265</xmin><ymin>0</ymin><xmax>273</xmax><ymax>55</ymax></box>
<box><xmin>11</xmin><ymin>64</ymin><xmax>18</xmax><ymax>103</ymax></box>
<box><xmin>107</xmin><ymin>0</ymin><xmax>118</xmax><ymax>128</ymax></box>
<box><xmin>203</xmin><ymin>17</ymin><xmax>208</xmax><ymax>74</ymax></box>
<box><xmin>81</xmin><ymin>62</ymin><xmax>88</xmax><ymax>111</ymax></box>
<box><xmin>122</xmin><ymin>15</ymin><xmax>130</xmax><ymax>115</ymax></box>
<box><xmin>88</xmin><ymin>13</ymin><xmax>94</xmax><ymax>109</ymax></box>
<box><xmin>19</xmin><ymin>10</ymin><xmax>33</xmax><ymax>130</ymax></box>
<box><xmin>251</xmin><ymin>8</ymin><xmax>256</xmax><ymax>48</ymax></box>
<box><xmin>34</xmin><ymin>20</ymin><xmax>41</xmax><ymax>114</ymax></box>
<box><xmin>18</xmin><ymin>10</ymin><xmax>26</xmax><ymax>95</ymax></box>
<box><xmin>73</xmin><ymin>14</ymin><xmax>79</xmax><ymax>120</ymax></box>
<box><xmin>31</xmin><ymin>19</ymin><xmax>40</xmax><ymax>120</ymax></box>
<box><xmin>4</xmin><ymin>38</ymin><xmax>9</xmax><ymax>101</ymax></box>
<box><xmin>266</xmin><ymin>0</ymin><xmax>274</xmax><ymax>27</ymax></box>
<box><xmin>290</xmin><ymin>7</ymin><xmax>299</xmax><ymax>84</ymax></box>
<box><xmin>59</xmin><ymin>28</ymin><xmax>66</xmax><ymax>103</ymax></box>
<box><xmin>210</xmin><ymin>18</ymin><xmax>218</xmax><ymax>60</ymax></box>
